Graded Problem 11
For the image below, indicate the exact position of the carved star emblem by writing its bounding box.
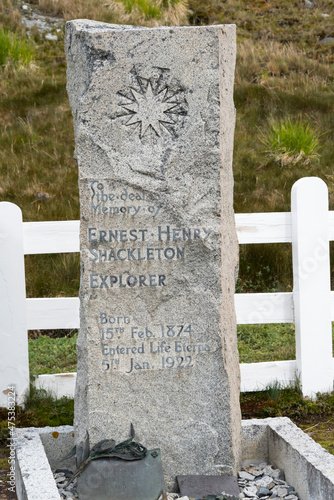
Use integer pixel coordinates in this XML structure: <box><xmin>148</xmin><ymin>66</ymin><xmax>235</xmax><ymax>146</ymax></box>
<box><xmin>114</xmin><ymin>73</ymin><xmax>188</xmax><ymax>140</ymax></box>
<box><xmin>120</xmin><ymin>82</ymin><xmax>179</xmax><ymax>138</ymax></box>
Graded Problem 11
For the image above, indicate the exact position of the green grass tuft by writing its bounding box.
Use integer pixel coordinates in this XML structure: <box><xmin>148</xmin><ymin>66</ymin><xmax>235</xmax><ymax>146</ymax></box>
<box><xmin>0</xmin><ymin>27</ymin><xmax>35</xmax><ymax>68</ymax></box>
<box><xmin>122</xmin><ymin>0</ymin><xmax>162</xmax><ymax>19</ymax></box>
<box><xmin>260</xmin><ymin>117</ymin><xmax>321</xmax><ymax>165</ymax></box>
<box><xmin>19</xmin><ymin>385</ymin><xmax>74</xmax><ymax>427</ymax></box>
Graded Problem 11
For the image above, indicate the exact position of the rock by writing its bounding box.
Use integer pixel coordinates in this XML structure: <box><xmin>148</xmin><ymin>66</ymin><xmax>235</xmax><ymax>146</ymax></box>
<box><xmin>45</xmin><ymin>33</ymin><xmax>58</xmax><ymax>41</ymax></box>
<box><xmin>242</xmin><ymin>485</ymin><xmax>257</xmax><ymax>497</ymax></box>
<box><xmin>305</xmin><ymin>0</ymin><xmax>314</xmax><ymax>8</ymax></box>
<box><xmin>272</xmin><ymin>485</ymin><xmax>288</xmax><ymax>497</ymax></box>
<box><xmin>261</xmin><ymin>465</ymin><xmax>281</xmax><ymax>479</ymax></box>
<box><xmin>237</xmin><ymin>463</ymin><xmax>299</xmax><ymax>500</ymax></box>
<box><xmin>258</xmin><ymin>487</ymin><xmax>272</xmax><ymax>498</ymax></box>
<box><xmin>36</xmin><ymin>192</ymin><xmax>50</xmax><ymax>200</ymax></box>
<box><xmin>274</xmin><ymin>480</ymin><xmax>288</xmax><ymax>486</ymax></box>
<box><xmin>243</xmin><ymin>467</ymin><xmax>263</xmax><ymax>478</ymax></box>
<box><xmin>319</xmin><ymin>36</ymin><xmax>334</xmax><ymax>44</ymax></box>
<box><xmin>54</xmin><ymin>472</ymin><xmax>64</xmax><ymax>479</ymax></box>
<box><xmin>277</xmin><ymin>470</ymin><xmax>285</xmax><ymax>481</ymax></box>
<box><xmin>255</xmin><ymin>475</ymin><xmax>275</xmax><ymax>489</ymax></box>
<box><xmin>54</xmin><ymin>469</ymin><xmax>73</xmax><ymax>476</ymax></box>
<box><xmin>238</xmin><ymin>471</ymin><xmax>256</xmax><ymax>481</ymax></box>
<box><xmin>66</xmin><ymin>19</ymin><xmax>240</xmax><ymax>493</ymax></box>
<box><xmin>55</xmin><ymin>476</ymin><xmax>67</xmax><ymax>484</ymax></box>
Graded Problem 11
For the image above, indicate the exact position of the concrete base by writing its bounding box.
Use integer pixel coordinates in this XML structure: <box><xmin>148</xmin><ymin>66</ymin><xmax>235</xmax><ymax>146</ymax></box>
<box><xmin>15</xmin><ymin>418</ymin><xmax>334</xmax><ymax>500</ymax></box>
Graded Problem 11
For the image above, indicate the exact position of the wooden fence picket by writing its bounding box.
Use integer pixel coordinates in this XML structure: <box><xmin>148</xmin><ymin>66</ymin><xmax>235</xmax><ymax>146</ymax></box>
<box><xmin>0</xmin><ymin>203</ymin><xmax>29</xmax><ymax>406</ymax></box>
<box><xmin>292</xmin><ymin>177</ymin><xmax>333</xmax><ymax>395</ymax></box>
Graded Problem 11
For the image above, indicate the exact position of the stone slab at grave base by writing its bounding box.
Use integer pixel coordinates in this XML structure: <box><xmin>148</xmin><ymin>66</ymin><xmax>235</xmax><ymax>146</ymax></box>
<box><xmin>15</xmin><ymin>418</ymin><xmax>334</xmax><ymax>500</ymax></box>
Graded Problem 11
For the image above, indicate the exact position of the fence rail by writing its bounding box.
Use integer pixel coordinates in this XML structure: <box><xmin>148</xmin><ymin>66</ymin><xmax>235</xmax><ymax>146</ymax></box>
<box><xmin>1</xmin><ymin>177</ymin><xmax>333</xmax><ymax>405</ymax></box>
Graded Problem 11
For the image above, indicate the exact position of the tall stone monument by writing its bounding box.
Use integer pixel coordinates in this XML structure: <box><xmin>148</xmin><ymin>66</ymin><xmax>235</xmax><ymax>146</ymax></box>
<box><xmin>65</xmin><ymin>21</ymin><xmax>241</xmax><ymax>490</ymax></box>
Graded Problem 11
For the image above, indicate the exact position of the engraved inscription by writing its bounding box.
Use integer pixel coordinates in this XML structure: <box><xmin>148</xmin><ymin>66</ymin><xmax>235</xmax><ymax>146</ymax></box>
<box><xmin>90</xmin><ymin>181</ymin><xmax>163</xmax><ymax>217</ymax></box>
<box><xmin>99</xmin><ymin>312</ymin><xmax>213</xmax><ymax>374</ymax></box>
<box><xmin>85</xmin><ymin>179</ymin><xmax>218</xmax><ymax>374</ymax></box>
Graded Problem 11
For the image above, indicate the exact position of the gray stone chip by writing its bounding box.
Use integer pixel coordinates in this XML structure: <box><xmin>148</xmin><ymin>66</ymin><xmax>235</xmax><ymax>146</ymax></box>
<box><xmin>239</xmin><ymin>471</ymin><xmax>256</xmax><ymax>481</ymax></box>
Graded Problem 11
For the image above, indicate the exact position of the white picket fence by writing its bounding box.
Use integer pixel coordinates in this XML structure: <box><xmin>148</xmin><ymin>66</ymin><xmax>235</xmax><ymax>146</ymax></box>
<box><xmin>1</xmin><ymin>177</ymin><xmax>333</xmax><ymax>406</ymax></box>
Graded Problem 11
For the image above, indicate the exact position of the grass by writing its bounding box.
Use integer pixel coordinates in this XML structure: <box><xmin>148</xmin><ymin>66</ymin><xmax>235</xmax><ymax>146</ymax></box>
<box><xmin>241</xmin><ymin>383</ymin><xmax>333</xmax><ymax>420</ymax></box>
<box><xmin>260</xmin><ymin>117</ymin><xmax>321</xmax><ymax>166</ymax></box>
<box><xmin>20</xmin><ymin>385</ymin><xmax>74</xmax><ymax>427</ymax></box>
<box><xmin>0</xmin><ymin>386</ymin><xmax>74</xmax><ymax>428</ymax></box>
<box><xmin>236</xmin><ymin>263</ymin><xmax>282</xmax><ymax>293</ymax></box>
<box><xmin>35</xmin><ymin>0</ymin><xmax>189</xmax><ymax>25</ymax></box>
<box><xmin>238</xmin><ymin>324</ymin><xmax>296</xmax><ymax>363</ymax></box>
<box><xmin>0</xmin><ymin>27</ymin><xmax>35</xmax><ymax>67</ymax></box>
<box><xmin>25</xmin><ymin>254</ymin><xmax>80</xmax><ymax>298</ymax></box>
<box><xmin>29</xmin><ymin>333</ymin><xmax>77</xmax><ymax>375</ymax></box>
<box><xmin>0</xmin><ymin>0</ymin><xmax>25</xmax><ymax>34</ymax></box>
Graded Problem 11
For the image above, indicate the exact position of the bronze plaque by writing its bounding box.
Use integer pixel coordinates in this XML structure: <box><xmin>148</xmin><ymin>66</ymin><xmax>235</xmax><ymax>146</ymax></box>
<box><xmin>77</xmin><ymin>449</ymin><xmax>166</xmax><ymax>500</ymax></box>
<box><xmin>177</xmin><ymin>474</ymin><xmax>240</xmax><ymax>497</ymax></box>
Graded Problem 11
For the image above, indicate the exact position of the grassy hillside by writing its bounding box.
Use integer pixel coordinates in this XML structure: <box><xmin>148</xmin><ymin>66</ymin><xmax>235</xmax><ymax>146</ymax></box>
<box><xmin>1</xmin><ymin>0</ymin><xmax>333</xmax><ymax>299</ymax></box>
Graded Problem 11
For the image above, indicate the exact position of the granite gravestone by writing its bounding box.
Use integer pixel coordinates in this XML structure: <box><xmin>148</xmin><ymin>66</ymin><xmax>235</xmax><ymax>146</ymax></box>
<box><xmin>65</xmin><ymin>21</ymin><xmax>241</xmax><ymax>490</ymax></box>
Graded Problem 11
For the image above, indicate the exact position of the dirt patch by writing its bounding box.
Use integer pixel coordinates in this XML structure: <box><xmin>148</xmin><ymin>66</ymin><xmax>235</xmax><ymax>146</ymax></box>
<box><xmin>0</xmin><ymin>485</ymin><xmax>17</xmax><ymax>500</ymax></box>
<box><xmin>0</xmin><ymin>446</ymin><xmax>17</xmax><ymax>500</ymax></box>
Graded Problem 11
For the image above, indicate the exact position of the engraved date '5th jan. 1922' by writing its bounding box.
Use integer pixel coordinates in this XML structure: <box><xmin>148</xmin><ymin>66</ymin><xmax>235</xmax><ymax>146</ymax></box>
<box><xmin>101</xmin><ymin>355</ymin><xmax>193</xmax><ymax>373</ymax></box>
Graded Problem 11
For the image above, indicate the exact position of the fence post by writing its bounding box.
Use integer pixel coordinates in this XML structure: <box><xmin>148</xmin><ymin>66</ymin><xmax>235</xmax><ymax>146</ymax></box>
<box><xmin>0</xmin><ymin>203</ymin><xmax>29</xmax><ymax>406</ymax></box>
<box><xmin>291</xmin><ymin>177</ymin><xmax>333</xmax><ymax>397</ymax></box>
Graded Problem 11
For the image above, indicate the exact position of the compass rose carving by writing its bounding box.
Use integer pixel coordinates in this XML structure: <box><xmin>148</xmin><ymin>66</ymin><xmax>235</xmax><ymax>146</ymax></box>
<box><xmin>114</xmin><ymin>73</ymin><xmax>188</xmax><ymax>140</ymax></box>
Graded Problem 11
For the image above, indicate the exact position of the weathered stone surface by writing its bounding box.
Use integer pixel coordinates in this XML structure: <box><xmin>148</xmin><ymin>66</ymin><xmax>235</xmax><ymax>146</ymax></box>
<box><xmin>177</xmin><ymin>474</ymin><xmax>240</xmax><ymax>497</ymax></box>
<box><xmin>65</xmin><ymin>20</ymin><xmax>240</xmax><ymax>490</ymax></box>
